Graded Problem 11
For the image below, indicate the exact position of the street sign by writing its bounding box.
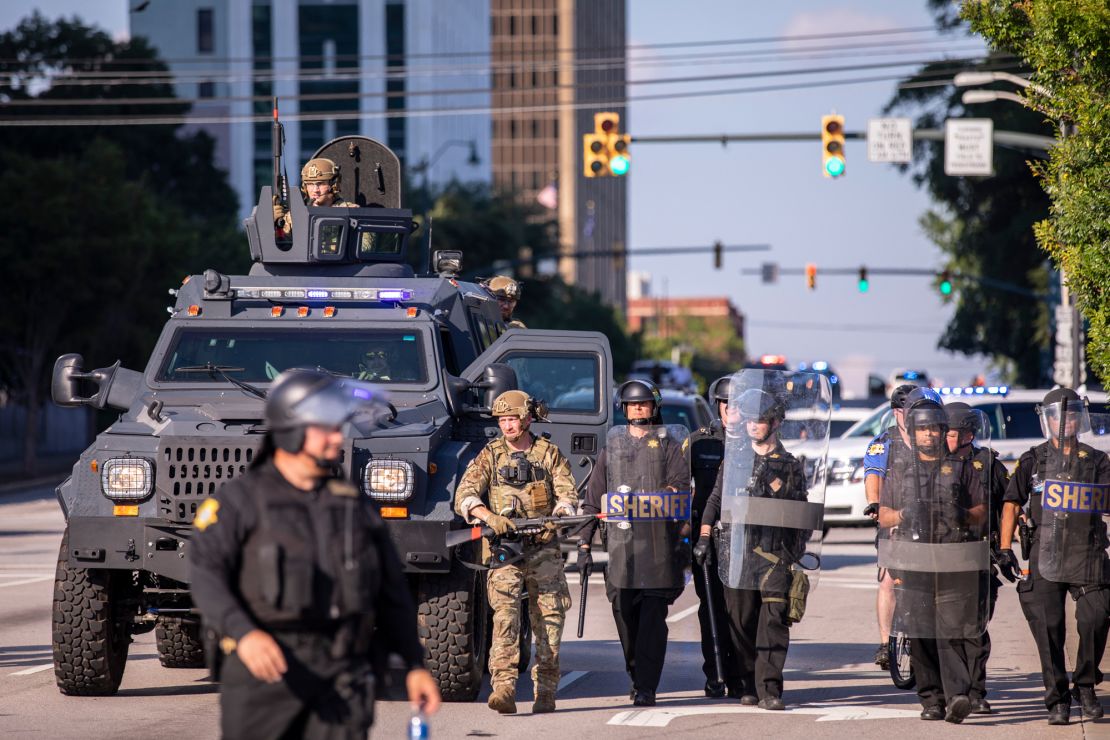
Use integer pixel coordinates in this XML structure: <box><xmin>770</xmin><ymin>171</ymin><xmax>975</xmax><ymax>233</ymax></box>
<box><xmin>944</xmin><ymin>118</ymin><xmax>994</xmax><ymax>176</ymax></box>
<box><xmin>760</xmin><ymin>262</ymin><xmax>779</xmax><ymax>284</ymax></box>
<box><xmin>867</xmin><ymin>118</ymin><xmax>913</xmax><ymax>163</ymax></box>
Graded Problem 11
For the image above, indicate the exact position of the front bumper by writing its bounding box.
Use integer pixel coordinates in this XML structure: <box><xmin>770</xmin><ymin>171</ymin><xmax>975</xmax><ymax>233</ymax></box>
<box><xmin>385</xmin><ymin>519</ymin><xmax>455</xmax><ymax>575</ymax></box>
<box><xmin>67</xmin><ymin>516</ymin><xmax>192</xmax><ymax>582</ymax></box>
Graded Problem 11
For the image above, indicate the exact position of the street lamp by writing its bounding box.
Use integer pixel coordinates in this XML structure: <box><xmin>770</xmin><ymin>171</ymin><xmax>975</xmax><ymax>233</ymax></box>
<box><xmin>956</xmin><ymin>71</ymin><xmax>1082</xmax><ymax>388</ymax></box>
<box><xmin>410</xmin><ymin>139</ymin><xmax>480</xmax><ymax>182</ymax></box>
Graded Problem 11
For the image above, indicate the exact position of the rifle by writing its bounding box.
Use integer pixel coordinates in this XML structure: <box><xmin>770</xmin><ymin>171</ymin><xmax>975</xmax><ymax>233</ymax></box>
<box><xmin>272</xmin><ymin>97</ymin><xmax>288</xmax><ymax>209</ymax></box>
<box><xmin>445</xmin><ymin>514</ymin><xmax>603</xmax><ymax>549</ymax></box>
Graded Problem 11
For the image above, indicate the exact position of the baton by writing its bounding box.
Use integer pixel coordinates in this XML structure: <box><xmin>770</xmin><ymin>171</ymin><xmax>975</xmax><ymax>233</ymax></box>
<box><xmin>576</xmin><ymin>560</ymin><xmax>590</xmax><ymax>639</ymax></box>
<box><xmin>700</xmin><ymin>544</ymin><xmax>725</xmax><ymax>686</ymax></box>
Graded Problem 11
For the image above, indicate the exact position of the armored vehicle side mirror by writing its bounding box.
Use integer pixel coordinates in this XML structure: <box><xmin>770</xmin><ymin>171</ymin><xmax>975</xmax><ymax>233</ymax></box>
<box><xmin>478</xmin><ymin>363</ymin><xmax>518</xmax><ymax>412</ymax></box>
<box><xmin>51</xmin><ymin>353</ymin><xmax>144</xmax><ymax>412</ymax></box>
<box><xmin>434</xmin><ymin>250</ymin><xmax>462</xmax><ymax>277</ymax></box>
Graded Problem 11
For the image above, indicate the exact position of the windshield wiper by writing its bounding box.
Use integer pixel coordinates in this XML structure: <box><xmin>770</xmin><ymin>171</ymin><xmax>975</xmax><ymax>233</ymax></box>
<box><xmin>174</xmin><ymin>363</ymin><xmax>268</xmax><ymax>400</ymax></box>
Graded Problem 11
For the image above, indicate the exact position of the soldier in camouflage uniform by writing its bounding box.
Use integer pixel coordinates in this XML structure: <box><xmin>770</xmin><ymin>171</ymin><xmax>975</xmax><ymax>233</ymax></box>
<box><xmin>483</xmin><ymin>276</ymin><xmax>526</xmax><ymax>329</ymax></box>
<box><xmin>273</xmin><ymin>157</ymin><xmax>361</xmax><ymax>239</ymax></box>
<box><xmin>454</xmin><ymin>390</ymin><xmax>577</xmax><ymax>714</ymax></box>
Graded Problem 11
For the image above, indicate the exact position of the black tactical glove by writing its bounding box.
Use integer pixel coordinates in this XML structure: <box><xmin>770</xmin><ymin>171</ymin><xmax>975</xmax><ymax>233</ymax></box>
<box><xmin>898</xmin><ymin>501</ymin><xmax>929</xmax><ymax>532</ymax></box>
<box><xmin>863</xmin><ymin>502</ymin><xmax>879</xmax><ymax>519</ymax></box>
<box><xmin>994</xmin><ymin>548</ymin><xmax>1020</xmax><ymax>583</ymax></box>
<box><xmin>576</xmin><ymin>546</ymin><xmax>593</xmax><ymax>577</ymax></box>
<box><xmin>692</xmin><ymin>534</ymin><xmax>712</xmax><ymax>566</ymax></box>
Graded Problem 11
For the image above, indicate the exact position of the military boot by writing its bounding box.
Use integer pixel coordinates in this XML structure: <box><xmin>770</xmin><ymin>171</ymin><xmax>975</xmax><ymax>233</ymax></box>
<box><xmin>488</xmin><ymin>684</ymin><xmax>517</xmax><ymax>714</ymax></box>
<box><xmin>532</xmin><ymin>690</ymin><xmax>556</xmax><ymax>714</ymax></box>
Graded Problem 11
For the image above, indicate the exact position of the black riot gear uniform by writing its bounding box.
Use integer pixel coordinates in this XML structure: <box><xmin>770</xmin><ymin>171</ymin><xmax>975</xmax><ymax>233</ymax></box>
<box><xmin>189</xmin><ymin>370</ymin><xmax>423</xmax><ymax>739</ymax></box>
<box><xmin>701</xmin><ymin>438</ymin><xmax>809</xmax><ymax>703</ymax></box>
<box><xmin>688</xmin><ymin>420</ymin><xmax>737</xmax><ymax>693</ymax></box>
<box><xmin>578</xmin><ymin>424</ymin><xmax>689</xmax><ymax>703</ymax></box>
<box><xmin>1004</xmin><ymin>438</ymin><xmax>1110</xmax><ymax>714</ymax></box>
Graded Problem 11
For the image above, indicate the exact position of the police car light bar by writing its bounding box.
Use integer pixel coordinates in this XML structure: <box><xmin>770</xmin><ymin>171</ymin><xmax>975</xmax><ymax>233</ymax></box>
<box><xmin>235</xmin><ymin>287</ymin><xmax>413</xmax><ymax>302</ymax></box>
<box><xmin>938</xmin><ymin>386</ymin><xmax>1009</xmax><ymax>396</ymax></box>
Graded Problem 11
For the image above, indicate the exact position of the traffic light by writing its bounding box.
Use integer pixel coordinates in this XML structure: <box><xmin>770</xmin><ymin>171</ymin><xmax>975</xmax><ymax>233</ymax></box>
<box><xmin>806</xmin><ymin>263</ymin><xmax>817</xmax><ymax>290</ymax></box>
<box><xmin>583</xmin><ymin>133</ymin><xmax>606</xmax><ymax>177</ymax></box>
<box><xmin>858</xmin><ymin>266</ymin><xmax>869</xmax><ymax>293</ymax></box>
<box><xmin>608</xmin><ymin>133</ymin><xmax>631</xmax><ymax>176</ymax></box>
<box><xmin>595</xmin><ymin>111</ymin><xmax>619</xmax><ymax>137</ymax></box>
<box><xmin>713</xmin><ymin>241</ymin><xmax>723</xmax><ymax>270</ymax></box>
<box><xmin>939</xmin><ymin>269</ymin><xmax>953</xmax><ymax>295</ymax></box>
<box><xmin>821</xmin><ymin>114</ymin><xmax>846</xmax><ymax>178</ymax></box>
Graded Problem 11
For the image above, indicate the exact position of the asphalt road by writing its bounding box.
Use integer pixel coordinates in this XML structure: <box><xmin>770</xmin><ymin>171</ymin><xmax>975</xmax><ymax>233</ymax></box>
<box><xmin>0</xmin><ymin>483</ymin><xmax>1105</xmax><ymax>739</ymax></box>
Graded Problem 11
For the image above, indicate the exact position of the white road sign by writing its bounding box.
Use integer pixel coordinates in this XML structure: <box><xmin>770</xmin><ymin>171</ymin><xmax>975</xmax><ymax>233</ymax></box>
<box><xmin>944</xmin><ymin>118</ymin><xmax>994</xmax><ymax>176</ymax></box>
<box><xmin>867</xmin><ymin>118</ymin><xmax>913</xmax><ymax>163</ymax></box>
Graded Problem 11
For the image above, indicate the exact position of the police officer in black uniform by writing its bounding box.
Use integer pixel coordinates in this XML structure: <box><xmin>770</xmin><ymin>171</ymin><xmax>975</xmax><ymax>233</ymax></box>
<box><xmin>576</xmin><ymin>379</ymin><xmax>689</xmax><ymax>706</ymax></box>
<box><xmin>687</xmin><ymin>377</ymin><xmax>738</xmax><ymax>698</ymax></box>
<box><xmin>944</xmin><ymin>401</ymin><xmax>1012</xmax><ymax>715</ymax></box>
<box><xmin>996</xmin><ymin>387</ymin><xmax>1110</xmax><ymax>725</ymax></box>
<box><xmin>879</xmin><ymin>389</ymin><xmax>988</xmax><ymax>724</ymax></box>
<box><xmin>694</xmin><ymin>389</ymin><xmax>810</xmax><ymax>710</ymax></box>
<box><xmin>190</xmin><ymin>369</ymin><xmax>440</xmax><ymax>739</ymax></box>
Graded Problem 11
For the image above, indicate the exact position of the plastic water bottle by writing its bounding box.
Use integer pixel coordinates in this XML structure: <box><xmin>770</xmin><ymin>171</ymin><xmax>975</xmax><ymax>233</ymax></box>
<box><xmin>408</xmin><ymin>711</ymin><xmax>429</xmax><ymax>740</ymax></box>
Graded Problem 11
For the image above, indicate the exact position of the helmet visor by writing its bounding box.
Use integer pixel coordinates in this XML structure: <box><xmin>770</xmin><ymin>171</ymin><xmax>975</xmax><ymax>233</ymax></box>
<box><xmin>1038</xmin><ymin>398</ymin><xmax>1091</xmax><ymax>439</ymax></box>
<box><xmin>290</xmin><ymin>379</ymin><xmax>392</xmax><ymax>433</ymax></box>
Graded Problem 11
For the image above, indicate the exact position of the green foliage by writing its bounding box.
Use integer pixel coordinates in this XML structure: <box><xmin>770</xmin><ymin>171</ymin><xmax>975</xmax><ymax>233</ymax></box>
<box><xmin>963</xmin><ymin>1</ymin><xmax>1110</xmax><ymax>384</ymax></box>
<box><xmin>884</xmin><ymin>15</ymin><xmax>1056</xmax><ymax>386</ymax></box>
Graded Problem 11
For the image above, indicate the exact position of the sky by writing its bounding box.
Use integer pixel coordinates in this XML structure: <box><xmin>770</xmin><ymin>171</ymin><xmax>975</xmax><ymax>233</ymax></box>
<box><xmin>1</xmin><ymin>1</ymin><xmax>999</xmax><ymax>397</ymax></box>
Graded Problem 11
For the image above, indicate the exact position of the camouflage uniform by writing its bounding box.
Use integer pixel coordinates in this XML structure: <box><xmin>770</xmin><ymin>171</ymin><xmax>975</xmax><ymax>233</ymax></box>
<box><xmin>274</xmin><ymin>157</ymin><xmax>361</xmax><ymax>240</ymax></box>
<box><xmin>454</xmin><ymin>433</ymin><xmax>577</xmax><ymax>701</ymax></box>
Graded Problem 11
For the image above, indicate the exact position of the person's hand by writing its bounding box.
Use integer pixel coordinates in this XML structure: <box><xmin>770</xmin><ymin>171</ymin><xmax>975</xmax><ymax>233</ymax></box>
<box><xmin>272</xmin><ymin>201</ymin><xmax>288</xmax><ymax>225</ymax></box>
<box><xmin>484</xmin><ymin>513</ymin><xmax>516</xmax><ymax>536</ymax></box>
<box><xmin>237</xmin><ymin>629</ymin><xmax>287</xmax><ymax>683</ymax></box>
<box><xmin>994</xmin><ymin>548</ymin><xmax>1020</xmax><ymax>583</ymax></box>
<box><xmin>576</xmin><ymin>546</ymin><xmax>593</xmax><ymax>577</ymax></box>
<box><xmin>692</xmin><ymin>534</ymin><xmax>712</xmax><ymax>566</ymax></box>
<box><xmin>899</xmin><ymin>501</ymin><xmax>928</xmax><ymax>531</ymax></box>
<box><xmin>863</xmin><ymin>502</ymin><xmax>879</xmax><ymax>520</ymax></box>
<box><xmin>406</xmin><ymin>667</ymin><xmax>441</xmax><ymax>714</ymax></box>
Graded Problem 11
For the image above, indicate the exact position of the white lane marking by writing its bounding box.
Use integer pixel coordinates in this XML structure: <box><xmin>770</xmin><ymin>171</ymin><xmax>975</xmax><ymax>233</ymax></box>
<box><xmin>563</xmin><ymin>573</ymin><xmax>606</xmax><ymax>585</ymax></box>
<box><xmin>665</xmin><ymin>604</ymin><xmax>699</xmax><ymax>624</ymax></box>
<box><xmin>557</xmin><ymin>670</ymin><xmax>589</xmax><ymax>693</ymax></box>
<box><xmin>607</xmin><ymin>704</ymin><xmax>922</xmax><ymax>727</ymax></box>
<box><xmin>10</xmin><ymin>664</ymin><xmax>54</xmax><ymax>676</ymax></box>
<box><xmin>0</xmin><ymin>576</ymin><xmax>52</xmax><ymax>588</ymax></box>
<box><xmin>0</xmin><ymin>572</ymin><xmax>53</xmax><ymax>578</ymax></box>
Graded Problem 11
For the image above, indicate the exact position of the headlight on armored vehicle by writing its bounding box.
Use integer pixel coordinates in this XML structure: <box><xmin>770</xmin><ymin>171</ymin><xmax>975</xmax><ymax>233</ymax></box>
<box><xmin>363</xmin><ymin>459</ymin><xmax>414</xmax><ymax>502</ymax></box>
<box><xmin>100</xmin><ymin>457</ymin><xmax>154</xmax><ymax>501</ymax></box>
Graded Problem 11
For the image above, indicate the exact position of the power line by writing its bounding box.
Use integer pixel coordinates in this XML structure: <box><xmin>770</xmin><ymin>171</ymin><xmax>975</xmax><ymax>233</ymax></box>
<box><xmin>0</xmin><ymin>61</ymin><xmax>1024</xmax><ymax>127</ymax></box>
<box><xmin>0</xmin><ymin>25</ymin><xmax>955</xmax><ymax>67</ymax></box>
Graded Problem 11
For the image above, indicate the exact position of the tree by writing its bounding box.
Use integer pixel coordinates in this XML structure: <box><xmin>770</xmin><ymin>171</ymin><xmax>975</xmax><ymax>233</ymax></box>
<box><xmin>962</xmin><ymin>1</ymin><xmax>1110</xmax><ymax>386</ymax></box>
<box><xmin>884</xmin><ymin>4</ymin><xmax>1056</xmax><ymax>387</ymax></box>
<box><xmin>0</xmin><ymin>15</ymin><xmax>246</xmax><ymax>474</ymax></box>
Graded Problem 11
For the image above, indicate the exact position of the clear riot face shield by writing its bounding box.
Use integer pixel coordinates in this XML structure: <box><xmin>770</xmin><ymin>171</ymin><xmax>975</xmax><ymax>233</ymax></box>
<box><xmin>1035</xmin><ymin>397</ymin><xmax>1110</xmax><ymax>585</ymax></box>
<box><xmin>878</xmin><ymin>407</ymin><xmax>992</xmax><ymax>639</ymax></box>
<box><xmin>715</xmin><ymin>370</ymin><xmax>830</xmax><ymax>592</ymax></box>
<box><xmin>602</xmin><ymin>423</ymin><xmax>692</xmax><ymax>590</ymax></box>
<box><xmin>292</xmin><ymin>377</ymin><xmax>393</xmax><ymax>436</ymax></box>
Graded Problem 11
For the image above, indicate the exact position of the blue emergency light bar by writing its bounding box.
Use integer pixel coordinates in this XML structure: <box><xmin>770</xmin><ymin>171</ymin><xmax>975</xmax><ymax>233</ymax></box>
<box><xmin>938</xmin><ymin>386</ymin><xmax>1009</xmax><ymax>396</ymax></box>
<box><xmin>234</xmin><ymin>287</ymin><xmax>413</xmax><ymax>302</ymax></box>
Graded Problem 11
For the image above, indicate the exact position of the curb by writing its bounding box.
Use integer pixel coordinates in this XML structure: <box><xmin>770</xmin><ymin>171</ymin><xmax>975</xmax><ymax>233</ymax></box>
<box><xmin>0</xmin><ymin>474</ymin><xmax>66</xmax><ymax>496</ymax></box>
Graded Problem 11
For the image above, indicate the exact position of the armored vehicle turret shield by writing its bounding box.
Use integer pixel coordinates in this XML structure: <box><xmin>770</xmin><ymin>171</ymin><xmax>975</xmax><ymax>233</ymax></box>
<box><xmin>878</xmin><ymin>407</ymin><xmax>992</xmax><ymax>639</ymax></box>
<box><xmin>1035</xmin><ymin>397</ymin><xmax>1110</xmax><ymax>585</ymax></box>
<box><xmin>603</xmin><ymin>424</ymin><xmax>691</xmax><ymax>590</ymax></box>
<box><xmin>715</xmin><ymin>370</ymin><xmax>830</xmax><ymax>591</ymax></box>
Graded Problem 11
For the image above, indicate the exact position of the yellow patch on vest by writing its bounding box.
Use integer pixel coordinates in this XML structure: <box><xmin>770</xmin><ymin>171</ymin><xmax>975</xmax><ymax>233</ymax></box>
<box><xmin>867</xmin><ymin>442</ymin><xmax>885</xmax><ymax>456</ymax></box>
<box><xmin>194</xmin><ymin>498</ymin><xmax>220</xmax><ymax>531</ymax></box>
<box><xmin>681</xmin><ymin>437</ymin><xmax>690</xmax><ymax>453</ymax></box>
<box><xmin>1079</xmin><ymin>450</ymin><xmax>1089</xmax><ymax>458</ymax></box>
<box><xmin>769</xmin><ymin>478</ymin><xmax>783</xmax><ymax>492</ymax></box>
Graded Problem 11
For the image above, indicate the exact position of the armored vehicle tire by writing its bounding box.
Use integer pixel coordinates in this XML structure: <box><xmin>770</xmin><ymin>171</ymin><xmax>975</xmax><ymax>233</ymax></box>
<box><xmin>52</xmin><ymin>530</ymin><xmax>131</xmax><ymax>696</ymax></box>
<box><xmin>416</xmin><ymin>561</ymin><xmax>488</xmax><ymax>702</ymax></box>
<box><xmin>156</xmin><ymin>617</ymin><xmax>205</xmax><ymax>668</ymax></box>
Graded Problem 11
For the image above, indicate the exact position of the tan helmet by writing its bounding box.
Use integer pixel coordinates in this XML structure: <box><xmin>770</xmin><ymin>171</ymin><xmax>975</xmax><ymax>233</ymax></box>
<box><xmin>491</xmin><ymin>390</ymin><xmax>532</xmax><ymax>418</ymax></box>
<box><xmin>485</xmin><ymin>275</ymin><xmax>522</xmax><ymax>301</ymax></box>
<box><xmin>301</xmin><ymin>157</ymin><xmax>340</xmax><ymax>185</ymax></box>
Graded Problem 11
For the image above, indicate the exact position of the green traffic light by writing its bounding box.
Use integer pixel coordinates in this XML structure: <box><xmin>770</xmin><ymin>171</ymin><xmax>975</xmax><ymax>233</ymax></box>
<box><xmin>609</xmin><ymin>155</ymin><xmax>630</xmax><ymax>176</ymax></box>
<box><xmin>858</xmin><ymin>279</ymin><xmax>869</xmax><ymax>293</ymax></box>
<box><xmin>825</xmin><ymin>156</ymin><xmax>845</xmax><ymax>177</ymax></box>
<box><xmin>940</xmin><ymin>280</ymin><xmax>953</xmax><ymax>295</ymax></box>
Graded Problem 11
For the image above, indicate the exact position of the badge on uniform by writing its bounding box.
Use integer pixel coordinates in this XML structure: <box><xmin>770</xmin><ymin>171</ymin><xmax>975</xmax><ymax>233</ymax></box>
<box><xmin>681</xmin><ymin>438</ymin><xmax>690</xmax><ymax>454</ymax></box>
<box><xmin>867</xmin><ymin>442</ymin><xmax>885</xmax><ymax>455</ymax></box>
<box><xmin>648</xmin><ymin>439</ymin><xmax>660</xmax><ymax>449</ymax></box>
<box><xmin>1079</xmin><ymin>450</ymin><xmax>1089</xmax><ymax>458</ymax></box>
<box><xmin>941</xmin><ymin>464</ymin><xmax>953</xmax><ymax>475</ymax></box>
<box><xmin>194</xmin><ymin>497</ymin><xmax>220</xmax><ymax>531</ymax></box>
<box><xmin>972</xmin><ymin>460</ymin><xmax>983</xmax><ymax>470</ymax></box>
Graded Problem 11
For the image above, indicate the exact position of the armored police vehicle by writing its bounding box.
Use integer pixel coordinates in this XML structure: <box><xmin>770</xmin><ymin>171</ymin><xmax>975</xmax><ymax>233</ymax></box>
<box><xmin>50</xmin><ymin>136</ymin><xmax>613</xmax><ymax>700</ymax></box>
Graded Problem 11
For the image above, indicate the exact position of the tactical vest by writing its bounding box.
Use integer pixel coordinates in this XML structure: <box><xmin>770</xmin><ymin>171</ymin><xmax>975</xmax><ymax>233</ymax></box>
<box><xmin>747</xmin><ymin>445</ymin><xmax>807</xmax><ymax>559</ymax></box>
<box><xmin>887</xmin><ymin>442</ymin><xmax>969</xmax><ymax>543</ymax></box>
<box><xmin>1025</xmin><ymin>442</ymin><xmax>1109</xmax><ymax>550</ymax></box>
<box><xmin>689</xmin><ymin>424</ymin><xmax>725</xmax><ymax>520</ymax></box>
<box><xmin>239</xmin><ymin>476</ymin><xmax>381</xmax><ymax>630</ymax></box>
<box><xmin>485</xmin><ymin>436</ymin><xmax>556</xmax><ymax>518</ymax></box>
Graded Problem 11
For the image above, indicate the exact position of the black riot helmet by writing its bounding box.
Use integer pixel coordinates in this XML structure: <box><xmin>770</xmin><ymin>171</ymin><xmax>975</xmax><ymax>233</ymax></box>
<box><xmin>617</xmin><ymin>379</ymin><xmax>662</xmax><ymax>425</ymax></box>
<box><xmin>944</xmin><ymin>401</ymin><xmax>978</xmax><ymax>434</ymax></box>
<box><xmin>905</xmin><ymin>387</ymin><xmax>947</xmax><ymax>429</ymax></box>
<box><xmin>708</xmin><ymin>376</ymin><xmax>731</xmax><ymax>418</ymax></box>
<box><xmin>890</xmin><ymin>383</ymin><xmax>917</xmax><ymax>410</ymax></box>
<box><xmin>265</xmin><ymin>368</ymin><xmax>387</xmax><ymax>454</ymax></box>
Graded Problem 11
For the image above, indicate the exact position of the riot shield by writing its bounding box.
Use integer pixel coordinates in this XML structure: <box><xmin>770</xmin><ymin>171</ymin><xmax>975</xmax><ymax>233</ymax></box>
<box><xmin>878</xmin><ymin>407</ymin><xmax>991</xmax><ymax>639</ymax></box>
<box><xmin>603</xmin><ymin>424</ymin><xmax>691</xmax><ymax>590</ymax></box>
<box><xmin>715</xmin><ymin>370</ymin><xmax>830</xmax><ymax>592</ymax></box>
<box><xmin>1036</xmin><ymin>397</ymin><xmax>1110</xmax><ymax>585</ymax></box>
